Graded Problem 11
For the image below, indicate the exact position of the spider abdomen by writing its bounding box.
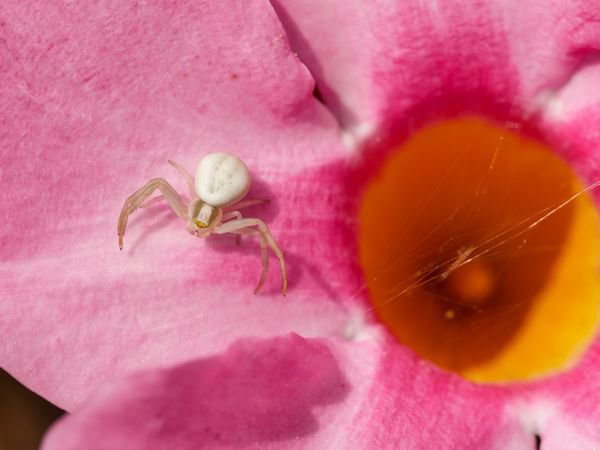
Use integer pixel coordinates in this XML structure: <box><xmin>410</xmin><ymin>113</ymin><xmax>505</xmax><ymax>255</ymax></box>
<box><xmin>195</xmin><ymin>152</ymin><xmax>251</xmax><ymax>207</ymax></box>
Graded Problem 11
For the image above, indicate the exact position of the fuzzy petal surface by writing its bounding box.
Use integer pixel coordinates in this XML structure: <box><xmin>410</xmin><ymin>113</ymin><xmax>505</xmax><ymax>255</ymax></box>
<box><xmin>0</xmin><ymin>0</ymin><xmax>359</xmax><ymax>409</ymax></box>
<box><xmin>4</xmin><ymin>0</ymin><xmax>600</xmax><ymax>447</ymax></box>
<box><xmin>41</xmin><ymin>333</ymin><xmax>541</xmax><ymax>450</ymax></box>
<box><xmin>271</xmin><ymin>0</ymin><xmax>600</xmax><ymax>136</ymax></box>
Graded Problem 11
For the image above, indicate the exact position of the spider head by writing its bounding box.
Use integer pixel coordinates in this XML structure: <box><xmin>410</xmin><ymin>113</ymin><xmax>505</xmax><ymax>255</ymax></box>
<box><xmin>188</xmin><ymin>199</ymin><xmax>222</xmax><ymax>235</ymax></box>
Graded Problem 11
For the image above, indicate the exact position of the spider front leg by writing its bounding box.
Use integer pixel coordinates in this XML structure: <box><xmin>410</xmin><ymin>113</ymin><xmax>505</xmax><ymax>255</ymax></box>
<box><xmin>118</xmin><ymin>178</ymin><xmax>187</xmax><ymax>250</ymax></box>
<box><xmin>168</xmin><ymin>160</ymin><xmax>197</xmax><ymax>200</ymax></box>
<box><xmin>215</xmin><ymin>218</ymin><xmax>287</xmax><ymax>295</ymax></box>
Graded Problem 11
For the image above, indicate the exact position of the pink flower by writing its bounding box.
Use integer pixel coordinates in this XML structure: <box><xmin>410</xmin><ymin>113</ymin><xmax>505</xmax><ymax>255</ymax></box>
<box><xmin>2</xmin><ymin>0</ymin><xmax>600</xmax><ymax>448</ymax></box>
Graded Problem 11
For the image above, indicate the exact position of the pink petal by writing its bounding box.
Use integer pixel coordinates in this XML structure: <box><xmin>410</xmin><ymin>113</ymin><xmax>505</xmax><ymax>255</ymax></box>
<box><xmin>5</xmin><ymin>3</ymin><xmax>600</xmax><ymax>445</ymax></box>
<box><xmin>541</xmin><ymin>414</ymin><xmax>600</xmax><ymax>450</ymax></box>
<box><xmin>41</xmin><ymin>333</ymin><xmax>540</xmax><ymax>450</ymax></box>
<box><xmin>41</xmin><ymin>334</ymin><xmax>351</xmax><ymax>450</ymax></box>
<box><xmin>272</xmin><ymin>0</ymin><xmax>600</xmax><ymax>136</ymax></box>
<box><xmin>0</xmin><ymin>0</ymin><xmax>358</xmax><ymax>409</ymax></box>
<box><xmin>540</xmin><ymin>71</ymin><xmax>600</xmax><ymax>182</ymax></box>
<box><xmin>492</xmin><ymin>381</ymin><xmax>600</xmax><ymax>450</ymax></box>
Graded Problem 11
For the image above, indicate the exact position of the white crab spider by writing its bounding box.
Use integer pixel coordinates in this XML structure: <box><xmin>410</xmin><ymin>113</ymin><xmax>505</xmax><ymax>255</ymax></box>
<box><xmin>118</xmin><ymin>152</ymin><xmax>287</xmax><ymax>295</ymax></box>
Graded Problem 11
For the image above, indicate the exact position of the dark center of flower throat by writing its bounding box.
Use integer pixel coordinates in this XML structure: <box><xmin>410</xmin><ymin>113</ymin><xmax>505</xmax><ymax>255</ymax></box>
<box><xmin>358</xmin><ymin>117</ymin><xmax>600</xmax><ymax>383</ymax></box>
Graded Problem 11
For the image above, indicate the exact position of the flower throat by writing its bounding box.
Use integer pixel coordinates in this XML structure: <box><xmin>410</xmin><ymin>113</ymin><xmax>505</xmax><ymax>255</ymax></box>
<box><xmin>358</xmin><ymin>117</ymin><xmax>600</xmax><ymax>383</ymax></box>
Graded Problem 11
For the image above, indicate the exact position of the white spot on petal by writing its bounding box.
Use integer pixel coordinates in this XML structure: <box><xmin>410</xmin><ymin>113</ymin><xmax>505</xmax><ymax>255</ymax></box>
<box><xmin>534</xmin><ymin>90</ymin><xmax>565</xmax><ymax>121</ymax></box>
<box><xmin>342</xmin><ymin>122</ymin><xmax>376</xmax><ymax>150</ymax></box>
<box><xmin>342</xmin><ymin>308</ymin><xmax>381</xmax><ymax>342</ymax></box>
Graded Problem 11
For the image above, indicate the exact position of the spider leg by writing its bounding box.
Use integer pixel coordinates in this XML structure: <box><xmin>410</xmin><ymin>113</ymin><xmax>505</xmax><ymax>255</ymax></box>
<box><xmin>223</xmin><ymin>199</ymin><xmax>268</xmax><ymax>212</ymax></box>
<box><xmin>168</xmin><ymin>160</ymin><xmax>197</xmax><ymax>200</ymax></box>
<box><xmin>254</xmin><ymin>231</ymin><xmax>269</xmax><ymax>293</ymax></box>
<box><xmin>223</xmin><ymin>210</ymin><xmax>243</xmax><ymax>245</ymax></box>
<box><xmin>215</xmin><ymin>218</ymin><xmax>287</xmax><ymax>295</ymax></box>
<box><xmin>233</xmin><ymin>228</ymin><xmax>269</xmax><ymax>293</ymax></box>
<box><xmin>118</xmin><ymin>178</ymin><xmax>187</xmax><ymax>250</ymax></box>
<box><xmin>222</xmin><ymin>211</ymin><xmax>243</xmax><ymax>221</ymax></box>
<box><xmin>139</xmin><ymin>196</ymin><xmax>164</xmax><ymax>209</ymax></box>
<box><xmin>222</xmin><ymin>202</ymin><xmax>270</xmax><ymax>245</ymax></box>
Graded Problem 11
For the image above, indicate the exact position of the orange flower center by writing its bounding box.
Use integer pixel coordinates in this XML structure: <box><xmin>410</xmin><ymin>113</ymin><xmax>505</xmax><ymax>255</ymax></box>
<box><xmin>358</xmin><ymin>117</ymin><xmax>600</xmax><ymax>383</ymax></box>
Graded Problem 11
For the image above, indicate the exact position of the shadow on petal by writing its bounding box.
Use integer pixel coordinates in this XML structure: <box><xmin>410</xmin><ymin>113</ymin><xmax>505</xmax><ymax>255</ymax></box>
<box><xmin>42</xmin><ymin>334</ymin><xmax>350</xmax><ymax>450</ymax></box>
